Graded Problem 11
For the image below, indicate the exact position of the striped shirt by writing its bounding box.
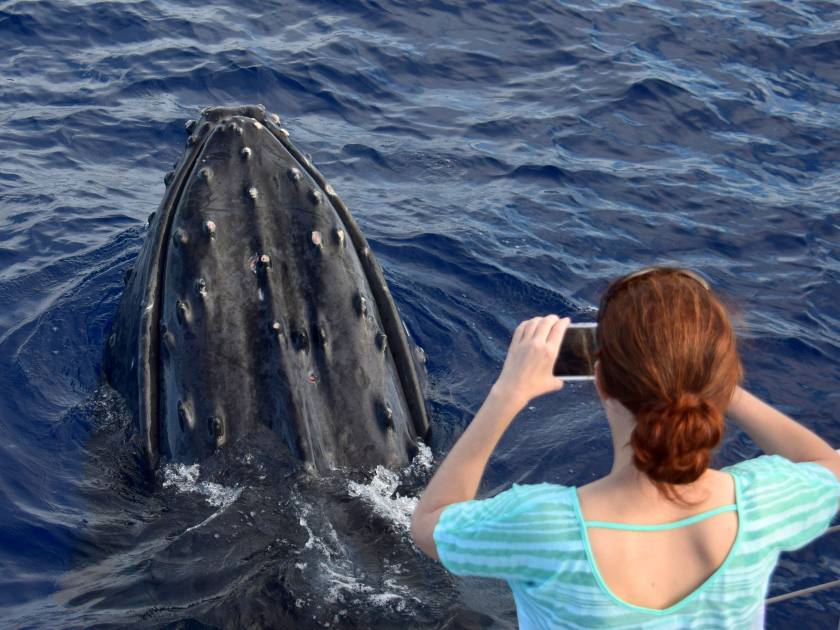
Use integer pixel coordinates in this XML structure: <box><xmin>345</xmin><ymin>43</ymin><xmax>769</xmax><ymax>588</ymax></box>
<box><xmin>433</xmin><ymin>455</ymin><xmax>840</xmax><ymax>629</ymax></box>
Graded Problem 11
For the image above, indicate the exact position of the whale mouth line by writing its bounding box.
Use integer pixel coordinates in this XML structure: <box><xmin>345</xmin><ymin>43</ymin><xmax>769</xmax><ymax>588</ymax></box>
<box><xmin>146</xmin><ymin>125</ymin><xmax>216</xmax><ymax>464</ymax></box>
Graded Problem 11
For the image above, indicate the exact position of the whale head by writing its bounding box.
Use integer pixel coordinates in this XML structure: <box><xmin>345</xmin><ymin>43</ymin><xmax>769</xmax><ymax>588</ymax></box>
<box><xmin>104</xmin><ymin>105</ymin><xmax>429</xmax><ymax>472</ymax></box>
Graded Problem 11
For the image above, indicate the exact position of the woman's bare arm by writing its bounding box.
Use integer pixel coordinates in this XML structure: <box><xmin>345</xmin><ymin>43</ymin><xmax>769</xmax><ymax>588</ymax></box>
<box><xmin>409</xmin><ymin>315</ymin><xmax>569</xmax><ymax>560</ymax></box>
<box><xmin>728</xmin><ymin>386</ymin><xmax>840</xmax><ymax>483</ymax></box>
<box><xmin>409</xmin><ymin>385</ymin><xmax>526</xmax><ymax>560</ymax></box>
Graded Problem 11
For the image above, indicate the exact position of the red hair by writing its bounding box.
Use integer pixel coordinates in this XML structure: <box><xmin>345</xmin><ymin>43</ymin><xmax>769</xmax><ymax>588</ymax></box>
<box><xmin>596</xmin><ymin>268</ymin><xmax>742</xmax><ymax>501</ymax></box>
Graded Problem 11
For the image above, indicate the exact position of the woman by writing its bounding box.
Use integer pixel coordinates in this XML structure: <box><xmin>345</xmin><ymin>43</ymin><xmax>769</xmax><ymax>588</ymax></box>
<box><xmin>410</xmin><ymin>267</ymin><xmax>840</xmax><ymax>628</ymax></box>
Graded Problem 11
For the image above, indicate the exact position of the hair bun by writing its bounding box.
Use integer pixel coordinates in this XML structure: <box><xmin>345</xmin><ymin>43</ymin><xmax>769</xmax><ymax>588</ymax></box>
<box><xmin>671</xmin><ymin>391</ymin><xmax>703</xmax><ymax>412</ymax></box>
<box><xmin>630</xmin><ymin>394</ymin><xmax>723</xmax><ymax>487</ymax></box>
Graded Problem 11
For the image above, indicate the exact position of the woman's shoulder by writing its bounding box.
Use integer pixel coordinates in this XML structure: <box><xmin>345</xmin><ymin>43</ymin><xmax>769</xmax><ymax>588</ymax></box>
<box><xmin>441</xmin><ymin>481</ymin><xmax>575</xmax><ymax>522</ymax></box>
<box><xmin>474</xmin><ymin>481</ymin><xmax>578</xmax><ymax>523</ymax></box>
<box><xmin>722</xmin><ymin>454</ymin><xmax>840</xmax><ymax>552</ymax></box>
<box><xmin>434</xmin><ymin>482</ymin><xmax>579</xmax><ymax>549</ymax></box>
<box><xmin>500</xmin><ymin>481</ymin><xmax>577</xmax><ymax>508</ymax></box>
<box><xmin>723</xmin><ymin>453</ymin><xmax>840</xmax><ymax>490</ymax></box>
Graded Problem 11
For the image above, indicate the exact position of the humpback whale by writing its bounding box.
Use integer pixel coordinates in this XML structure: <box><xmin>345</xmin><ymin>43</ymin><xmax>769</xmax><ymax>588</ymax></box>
<box><xmin>103</xmin><ymin>104</ymin><xmax>429</xmax><ymax>472</ymax></box>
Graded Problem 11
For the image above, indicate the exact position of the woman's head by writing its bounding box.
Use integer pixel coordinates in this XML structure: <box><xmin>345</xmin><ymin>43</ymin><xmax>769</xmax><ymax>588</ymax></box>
<box><xmin>595</xmin><ymin>267</ymin><xmax>742</xmax><ymax>499</ymax></box>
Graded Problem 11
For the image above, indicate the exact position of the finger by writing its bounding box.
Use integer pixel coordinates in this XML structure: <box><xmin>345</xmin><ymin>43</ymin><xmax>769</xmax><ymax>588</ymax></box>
<box><xmin>513</xmin><ymin>320</ymin><xmax>529</xmax><ymax>344</ymax></box>
<box><xmin>534</xmin><ymin>314</ymin><xmax>562</xmax><ymax>342</ymax></box>
<box><xmin>519</xmin><ymin>317</ymin><xmax>541</xmax><ymax>341</ymax></box>
<box><xmin>525</xmin><ymin>317</ymin><xmax>543</xmax><ymax>339</ymax></box>
<box><xmin>546</xmin><ymin>317</ymin><xmax>571</xmax><ymax>349</ymax></box>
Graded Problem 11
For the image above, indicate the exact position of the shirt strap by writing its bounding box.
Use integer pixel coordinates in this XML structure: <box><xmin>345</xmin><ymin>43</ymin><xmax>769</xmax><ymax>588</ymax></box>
<box><xmin>584</xmin><ymin>503</ymin><xmax>737</xmax><ymax>532</ymax></box>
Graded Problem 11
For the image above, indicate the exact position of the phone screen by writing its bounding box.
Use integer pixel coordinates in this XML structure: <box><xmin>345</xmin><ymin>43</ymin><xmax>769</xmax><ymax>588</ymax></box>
<box><xmin>553</xmin><ymin>324</ymin><xmax>597</xmax><ymax>379</ymax></box>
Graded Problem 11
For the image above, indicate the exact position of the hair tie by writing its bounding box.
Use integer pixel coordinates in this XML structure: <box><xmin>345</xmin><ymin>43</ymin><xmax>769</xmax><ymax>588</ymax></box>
<box><xmin>672</xmin><ymin>391</ymin><xmax>702</xmax><ymax>411</ymax></box>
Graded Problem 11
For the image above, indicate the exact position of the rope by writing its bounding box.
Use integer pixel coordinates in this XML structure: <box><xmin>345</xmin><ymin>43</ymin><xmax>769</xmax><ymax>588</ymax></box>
<box><xmin>764</xmin><ymin>455</ymin><xmax>840</xmax><ymax>607</ymax></box>
<box><xmin>766</xmin><ymin>579</ymin><xmax>840</xmax><ymax>605</ymax></box>
<box><xmin>764</xmin><ymin>524</ymin><xmax>840</xmax><ymax>605</ymax></box>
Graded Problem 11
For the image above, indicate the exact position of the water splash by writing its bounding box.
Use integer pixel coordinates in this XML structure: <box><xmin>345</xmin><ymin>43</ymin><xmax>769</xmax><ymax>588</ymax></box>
<box><xmin>346</xmin><ymin>443</ymin><xmax>433</xmax><ymax>531</ymax></box>
<box><xmin>162</xmin><ymin>463</ymin><xmax>243</xmax><ymax>508</ymax></box>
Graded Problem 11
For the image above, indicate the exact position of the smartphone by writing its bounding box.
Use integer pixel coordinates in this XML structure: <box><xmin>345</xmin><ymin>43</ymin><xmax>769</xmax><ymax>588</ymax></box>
<box><xmin>553</xmin><ymin>322</ymin><xmax>597</xmax><ymax>381</ymax></box>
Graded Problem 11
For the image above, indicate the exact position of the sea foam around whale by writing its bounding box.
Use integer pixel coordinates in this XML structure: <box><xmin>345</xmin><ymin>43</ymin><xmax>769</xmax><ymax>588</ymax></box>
<box><xmin>347</xmin><ymin>442</ymin><xmax>434</xmax><ymax>532</ymax></box>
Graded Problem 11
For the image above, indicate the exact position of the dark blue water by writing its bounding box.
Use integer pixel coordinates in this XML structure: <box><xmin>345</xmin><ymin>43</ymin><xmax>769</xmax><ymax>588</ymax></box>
<box><xmin>2</xmin><ymin>0</ymin><xmax>839</xmax><ymax>627</ymax></box>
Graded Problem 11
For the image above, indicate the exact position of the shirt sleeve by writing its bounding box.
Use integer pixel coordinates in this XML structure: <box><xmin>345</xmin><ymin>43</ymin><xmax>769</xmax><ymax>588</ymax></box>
<box><xmin>728</xmin><ymin>454</ymin><xmax>840</xmax><ymax>552</ymax></box>
<box><xmin>432</xmin><ymin>483</ymin><xmax>568</xmax><ymax>583</ymax></box>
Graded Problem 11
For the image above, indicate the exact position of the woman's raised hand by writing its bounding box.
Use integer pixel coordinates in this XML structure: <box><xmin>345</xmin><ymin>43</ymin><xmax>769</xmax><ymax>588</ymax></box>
<box><xmin>493</xmin><ymin>315</ymin><xmax>570</xmax><ymax>409</ymax></box>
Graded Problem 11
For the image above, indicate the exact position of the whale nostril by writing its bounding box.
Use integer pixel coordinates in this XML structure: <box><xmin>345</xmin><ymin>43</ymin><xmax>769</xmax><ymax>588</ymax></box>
<box><xmin>161</xmin><ymin>330</ymin><xmax>175</xmax><ymax>359</ymax></box>
<box><xmin>208</xmin><ymin>416</ymin><xmax>225</xmax><ymax>442</ymax></box>
<box><xmin>225</xmin><ymin>122</ymin><xmax>243</xmax><ymax>135</ymax></box>
<box><xmin>353</xmin><ymin>292</ymin><xmax>367</xmax><ymax>317</ymax></box>
<box><xmin>204</xmin><ymin>220</ymin><xmax>216</xmax><ymax>239</ymax></box>
<box><xmin>176</xmin><ymin>300</ymin><xmax>190</xmax><ymax>326</ymax></box>
<box><xmin>194</xmin><ymin>278</ymin><xmax>207</xmax><ymax>297</ymax></box>
<box><xmin>177</xmin><ymin>400</ymin><xmax>190</xmax><ymax>432</ymax></box>
<box><xmin>147</xmin><ymin>212</ymin><xmax>156</xmax><ymax>226</ymax></box>
<box><xmin>375</xmin><ymin>399</ymin><xmax>394</xmax><ymax>431</ymax></box>
<box><xmin>164</xmin><ymin>170</ymin><xmax>174</xmax><ymax>186</ymax></box>
<box><xmin>123</xmin><ymin>267</ymin><xmax>133</xmax><ymax>285</ymax></box>
<box><xmin>241</xmin><ymin>147</ymin><xmax>252</xmax><ymax>159</ymax></box>
<box><xmin>291</xmin><ymin>329</ymin><xmax>309</xmax><ymax>352</ymax></box>
<box><xmin>173</xmin><ymin>228</ymin><xmax>189</xmax><ymax>247</ymax></box>
<box><xmin>288</xmin><ymin>168</ymin><xmax>301</xmax><ymax>182</ymax></box>
<box><xmin>375</xmin><ymin>332</ymin><xmax>387</xmax><ymax>353</ymax></box>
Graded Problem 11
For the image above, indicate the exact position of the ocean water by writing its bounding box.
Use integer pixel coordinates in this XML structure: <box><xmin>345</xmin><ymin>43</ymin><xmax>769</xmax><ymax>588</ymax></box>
<box><xmin>1</xmin><ymin>0</ymin><xmax>839</xmax><ymax>628</ymax></box>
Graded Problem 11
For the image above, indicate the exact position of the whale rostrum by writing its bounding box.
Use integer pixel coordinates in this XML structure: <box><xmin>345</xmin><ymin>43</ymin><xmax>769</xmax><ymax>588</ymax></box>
<box><xmin>104</xmin><ymin>105</ymin><xmax>429</xmax><ymax>471</ymax></box>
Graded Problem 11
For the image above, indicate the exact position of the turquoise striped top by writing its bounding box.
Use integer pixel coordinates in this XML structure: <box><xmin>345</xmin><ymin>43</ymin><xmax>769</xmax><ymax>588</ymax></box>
<box><xmin>433</xmin><ymin>455</ymin><xmax>840</xmax><ymax>629</ymax></box>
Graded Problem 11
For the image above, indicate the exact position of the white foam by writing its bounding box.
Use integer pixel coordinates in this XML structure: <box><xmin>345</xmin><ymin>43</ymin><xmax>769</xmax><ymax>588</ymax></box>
<box><xmin>405</xmin><ymin>442</ymin><xmax>434</xmax><ymax>476</ymax></box>
<box><xmin>346</xmin><ymin>443</ymin><xmax>434</xmax><ymax>531</ymax></box>
<box><xmin>293</xmin><ymin>496</ymin><xmax>340</xmax><ymax>559</ymax></box>
<box><xmin>322</xmin><ymin>563</ymin><xmax>375</xmax><ymax>603</ymax></box>
<box><xmin>320</xmin><ymin>559</ymin><xmax>417</xmax><ymax>613</ymax></box>
<box><xmin>162</xmin><ymin>463</ymin><xmax>243</xmax><ymax>508</ymax></box>
<box><xmin>368</xmin><ymin>592</ymin><xmax>406</xmax><ymax>610</ymax></box>
<box><xmin>304</xmin><ymin>446</ymin><xmax>435</xmax><ymax>614</ymax></box>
